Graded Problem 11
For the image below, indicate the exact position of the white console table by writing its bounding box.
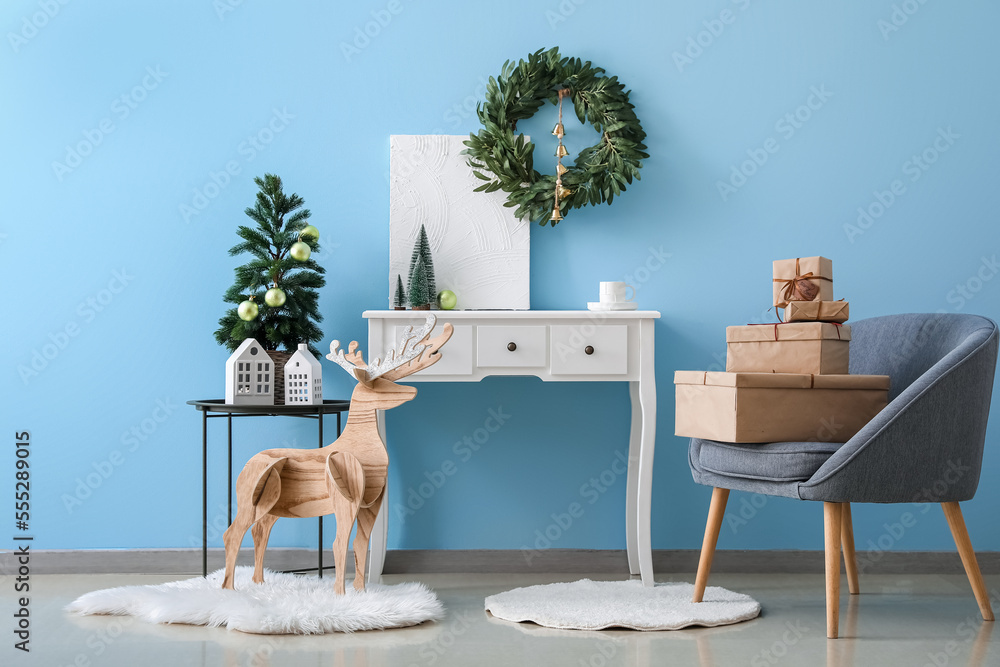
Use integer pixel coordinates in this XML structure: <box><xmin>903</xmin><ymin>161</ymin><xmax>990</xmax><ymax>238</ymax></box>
<box><xmin>364</xmin><ymin>309</ymin><xmax>660</xmax><ymax>586</ymax></box>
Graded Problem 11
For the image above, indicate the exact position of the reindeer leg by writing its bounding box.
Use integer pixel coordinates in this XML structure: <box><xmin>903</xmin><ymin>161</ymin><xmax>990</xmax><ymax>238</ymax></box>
<box><xmin>353</xmin><ymin>491</ymin><xmax>384</xmax><ymax>591</ymax></box>
<box><xmin>251</xmin><ymin>514</ymin><xmax>279</xmax><ymax>584</ymax></box>
<box><xmin>222</xmin><ymin>457</ymin><xmax>286</xmax><ymax>590</ymax></box>
<box><xmin>331</xmin><ymin>498</ymin><xmax>358</xmax><ymax>595</ymax></box>
<box><xmin>326</xmin><ymin>451</ymin><xmax>366</xmax><ymax>595</ymax></box>
<box><xmin>222</xmin><ymin>506</ymin><xmax>255</xmax><ymax>590</ymax></box>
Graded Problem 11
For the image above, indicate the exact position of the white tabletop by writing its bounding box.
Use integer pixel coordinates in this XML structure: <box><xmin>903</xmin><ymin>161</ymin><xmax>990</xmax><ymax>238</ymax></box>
<box><xmin>363</xmin><ymin>309</ymin><xmax>661</xmax><ymax>319</ymax></box>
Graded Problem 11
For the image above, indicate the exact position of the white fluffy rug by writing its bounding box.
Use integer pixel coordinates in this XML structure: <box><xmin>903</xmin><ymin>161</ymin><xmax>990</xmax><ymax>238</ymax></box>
<box><xmin>66</xmin><ymin>567</ymin><xmax>444</xmax><ymax>634</ymax></box>
<box><xmin>485</xmin><ymin>579</ymin><xmax>760</xmax><ymax>631</ymax></box>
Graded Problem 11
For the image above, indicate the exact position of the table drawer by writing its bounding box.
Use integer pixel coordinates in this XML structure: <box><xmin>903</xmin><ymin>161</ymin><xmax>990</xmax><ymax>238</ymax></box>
<box><xmin>550</xmin><ymin>324</ymin><xmax>628</xmax><ymax>375</ymax></box>
<box><xmin>394</xmin><ymin>324</ymin><xmax>473</xmax><ymax>376</ymax></box>
<box><xmin>477</xmin><ymin>325</ymin><xmax>547</xmax><ymax>367</ymax></box>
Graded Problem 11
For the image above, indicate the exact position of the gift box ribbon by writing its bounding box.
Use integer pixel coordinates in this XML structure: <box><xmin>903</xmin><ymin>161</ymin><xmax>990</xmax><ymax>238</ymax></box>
<box><xmin>773</xmin><ymin>257</ymin><xmax>832</xmax><ymax>303</ymax></box>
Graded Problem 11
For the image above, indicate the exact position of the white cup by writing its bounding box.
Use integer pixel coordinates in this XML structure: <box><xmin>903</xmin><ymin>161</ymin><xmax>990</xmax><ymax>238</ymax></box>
<box><xmin>600</xmin><ymin>281</ymin><xmax>635</xmax><ymax>303</ymax></box>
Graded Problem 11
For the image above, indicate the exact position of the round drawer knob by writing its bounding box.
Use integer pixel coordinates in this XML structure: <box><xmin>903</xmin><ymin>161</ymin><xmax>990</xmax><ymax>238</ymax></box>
<box><xmin>585</xmin><ymin>345</ymin><xmax>595</xmax><ymax>355</ymax></box>
<box><xmin>507</xmin><ymin>342</ymin><xmax>517</xmax><ymax>352</ymax></box>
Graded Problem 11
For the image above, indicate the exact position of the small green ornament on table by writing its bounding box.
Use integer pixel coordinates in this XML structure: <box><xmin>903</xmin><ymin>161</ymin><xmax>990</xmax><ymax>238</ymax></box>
<box><xmin>437</xmin><ymin>290</ymin><xmax>457</xmax><ymax>310</ymax></box>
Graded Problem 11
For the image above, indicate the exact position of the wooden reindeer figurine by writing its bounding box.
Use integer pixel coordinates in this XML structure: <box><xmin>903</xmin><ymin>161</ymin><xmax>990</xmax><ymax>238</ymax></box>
<box><xmin>221</xmin><ymin>314</ymin><xmax>453</xmax><ymax>594</ymax></box>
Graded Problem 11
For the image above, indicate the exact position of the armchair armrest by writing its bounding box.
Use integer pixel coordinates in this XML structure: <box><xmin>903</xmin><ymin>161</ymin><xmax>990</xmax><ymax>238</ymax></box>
<box><xmin>798</xmin><ymin>325</ymin><xmax>997</xmax><ymax>503</ymax></box>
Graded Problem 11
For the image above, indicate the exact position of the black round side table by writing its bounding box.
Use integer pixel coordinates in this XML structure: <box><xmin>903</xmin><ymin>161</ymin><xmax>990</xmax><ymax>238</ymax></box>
<box><xmin>188</xmin><ymin>399</ymin><xmax>351</xmax><ymax>577</ymax></box>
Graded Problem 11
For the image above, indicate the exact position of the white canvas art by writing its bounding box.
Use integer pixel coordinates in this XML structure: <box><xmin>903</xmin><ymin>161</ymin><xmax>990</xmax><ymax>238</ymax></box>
<box><xmin>389</xmin><ymin>135</ymin><xmax>530</xmax><ymax>310</ymax></box>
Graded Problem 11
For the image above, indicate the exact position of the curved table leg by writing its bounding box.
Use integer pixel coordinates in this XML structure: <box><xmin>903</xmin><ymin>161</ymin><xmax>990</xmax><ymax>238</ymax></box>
<box><xmin>636</xmin><ymin>320</ymin><xmax>656</xmax><ymax>586</ymax></box>
<box><xmin>367</xmin><ymin>409</ymin><xmax>388</xmax><ymax>581</ymax></box>
<box><xmin>626</xmin><ymin>381</ymin><xmax>641</xmax><ymax>575</ymax></box>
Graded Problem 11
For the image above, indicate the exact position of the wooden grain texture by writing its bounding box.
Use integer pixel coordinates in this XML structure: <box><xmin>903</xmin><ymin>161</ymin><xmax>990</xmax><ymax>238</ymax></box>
<box><xmin>221</xmin><ymin>319</ymin><xmax>453</xmax><ymax>594</ymax></box>
<box><xmin>824</xmin><ymin>502</ymin><xmax>844</xmax><ymax>639</ymax></box>
<box><xmin>692</xmin><ymin>487</ymin><xmax>729</xmax><ymax>603</ymax></box>
<box><xmin>841</xmin><ymin>502</ymin><xmax>859</xmax><ymax>595</ymax></box>
<box><xmin>942</xmin><ymin>502</ymin><xmax>996</xmax><ymax>622</ymax></box>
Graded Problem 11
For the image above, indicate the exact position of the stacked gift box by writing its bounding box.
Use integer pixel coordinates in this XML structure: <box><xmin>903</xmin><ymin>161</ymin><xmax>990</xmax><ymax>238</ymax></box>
<box><xmin>675</xmin><ymin>256</ymin><xmax>890</xmax><ymax>443</ymax></box>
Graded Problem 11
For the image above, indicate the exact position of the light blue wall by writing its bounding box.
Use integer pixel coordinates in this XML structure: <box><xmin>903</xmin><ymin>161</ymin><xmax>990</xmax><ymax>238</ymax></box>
<box><xmin>4</xmin><ymin>1</ymin><xmax>999</xmax><ymax>556</ymax></box>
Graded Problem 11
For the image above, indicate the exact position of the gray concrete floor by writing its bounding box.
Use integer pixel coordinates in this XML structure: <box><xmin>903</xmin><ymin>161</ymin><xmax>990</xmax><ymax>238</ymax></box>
<box><xmin>7</xmin><ymin>571</ymin><xmax>999</xmax><ymax>666</ymax></box>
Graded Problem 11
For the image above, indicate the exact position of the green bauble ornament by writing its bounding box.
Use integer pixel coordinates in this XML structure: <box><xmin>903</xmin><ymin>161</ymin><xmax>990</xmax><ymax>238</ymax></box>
<box><xmin>300</xmin><ymin>225</ymin><xmax>319</xmax><ymax>241</ymax></box>
<box><xmin>437</xmin><ymin>290</ymin><xmax>457</xmax><ymax>310</ymax></box>
<box><xmin>264</xmin><ymin>287</ymin><xmax>287</xmax><ymax>307</ymax></box>
<box><xmin>237</xmin><ymin>299</ymin><xmax>258</xmax><ymax>321</ymax></box>
<box><xmin>290</xmin><ymin>241</ymin><xmax>311</xmax><ymax>261</ymax></box>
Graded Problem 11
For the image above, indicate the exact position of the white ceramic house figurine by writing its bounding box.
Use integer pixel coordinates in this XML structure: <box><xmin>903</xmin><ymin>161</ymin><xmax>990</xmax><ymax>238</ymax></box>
<box><xmin>225</xmin><ymin>338</ymin><xmax>274</xmax><ymax>405</ymax></box>
<box><xmin>285</xmin><ymin>343</ymin><xmax>323</xmax><ymax>404</ymax></box>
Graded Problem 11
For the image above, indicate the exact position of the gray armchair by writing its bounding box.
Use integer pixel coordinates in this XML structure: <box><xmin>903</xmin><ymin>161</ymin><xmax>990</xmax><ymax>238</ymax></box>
<box><xmin>687</xmin><ymin>313</ymin><xmax>998</xmax><ymax>638</ymax></box>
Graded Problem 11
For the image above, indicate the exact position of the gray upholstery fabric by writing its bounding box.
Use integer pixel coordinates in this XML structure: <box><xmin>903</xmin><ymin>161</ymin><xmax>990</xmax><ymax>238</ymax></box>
<box><xmin>691</xmin><ymin>439</ymin><xmax>841</xmax><ymax>486</ymax></box>
<box><xmin>688</xmin><ymin>313</ymin><xmax>998</xmax><ymax>504</ymax></box>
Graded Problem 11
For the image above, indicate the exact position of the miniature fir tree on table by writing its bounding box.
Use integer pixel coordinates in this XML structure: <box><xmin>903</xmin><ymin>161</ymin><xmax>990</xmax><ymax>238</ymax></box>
<box><xmin>393</xmin><ymin>274</ymin><xmax>406</xmax><ymax>310</ymax></box>
<box><xmin>214</xmin><ymin>174</ymin><xmax>326</xmax><ymax>357</ymax></box>
<box><xmin>408</xmin><ymin>257</ymin><xmax>432</xmax><ymax>309</ymax></box>
<box><xmin>407</xmin><ymin>224</ymin><xmax>436</xmax><ymax>305</ymax></box>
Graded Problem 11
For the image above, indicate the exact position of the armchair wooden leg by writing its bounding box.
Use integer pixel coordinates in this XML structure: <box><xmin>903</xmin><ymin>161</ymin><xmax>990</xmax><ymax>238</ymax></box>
<box><xmin>693</xmin><ymin>487</ymin><xmax>730</xmax><ymax>603</ymax></box>
<box><xmin>841</xmin><ymin>503</ymin><xmax>859</xmax><ymax>595</ymax></box>
<box><xmin>824</xmin><ymin>502</ymin><xmax>844</xmax><ymax>639</ymax></box>
<box><xmin>942</xmin><ymin>502</ymin><xmax>995</xmax><ymax>622</ymax></box>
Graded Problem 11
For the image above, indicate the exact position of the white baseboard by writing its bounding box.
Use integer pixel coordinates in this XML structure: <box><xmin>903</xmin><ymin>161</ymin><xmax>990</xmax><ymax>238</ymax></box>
<box><xmin>5</xmin><ymin>548</ymin><xmax>996</xmax><ymax>576</ymax></box>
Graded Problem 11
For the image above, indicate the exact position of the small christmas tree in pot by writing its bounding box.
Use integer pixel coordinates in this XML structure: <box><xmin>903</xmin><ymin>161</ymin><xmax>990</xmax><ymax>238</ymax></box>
<box><xmin>215</xmin><ymin>174</ymin><xmax>326</xmax><ymax>403</ymax></box>
<box><xmin>406</xmin><ymin>224</ymin><xmax>436</xmax><ymax>309</ymax></box>
<box><xmin>393</xmin><ymin>274</ymin><xmax>406</xmax><ymax>310</ymax></box>
<box><xmin>408</xmin><ymin>257</ymin><xmax>432</xmax><ymax>310</ymax></box>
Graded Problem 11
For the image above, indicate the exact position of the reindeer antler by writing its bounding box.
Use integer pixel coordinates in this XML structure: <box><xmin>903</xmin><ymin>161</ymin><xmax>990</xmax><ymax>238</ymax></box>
<box><xmin>379</xmin><ymin>317</ymin><xmax>454</xmax><ymax>382</ymax></box>
<box><xmin>344</xmin><ymin>341</ymin><xmax>366</xmax><ymax>368</ymax></box>
<box><xmin>367</xmin><ymin>315</ymin><xmax>436</xmax><ymax>380</ymax></box>
<box><xmin>326</xmin><ymin>314</ymin><xmax>453</xmax><ymax>384</ymax></box>
<box><xmin>328</xmin><ymin>339</ymin><xmax>370</xmax><ymax>383</ymax></box>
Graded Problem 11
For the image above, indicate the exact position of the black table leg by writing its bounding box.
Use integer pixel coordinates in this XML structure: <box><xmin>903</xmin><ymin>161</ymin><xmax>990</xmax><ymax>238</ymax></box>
<box><xmin>202</xmin><ymin>410</ymin><xmax>208</xmax><ymax>577</ymax></box>
<box><xmin>227</xmin><ymin>414</ymin><xmax>233</xmax><ymax>528</ymax></box>
<box><xmin>318</xmin><ymin>407</ymin><xmax>324</xmax><ymax>578</ymax></box>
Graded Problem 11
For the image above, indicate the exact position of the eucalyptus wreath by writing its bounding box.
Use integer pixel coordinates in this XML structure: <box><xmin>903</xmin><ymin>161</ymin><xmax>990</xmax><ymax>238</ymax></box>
<box><xmin>462</xmin><ymin>47</ymin><xmax>648</xmax><ymax>226</ymax></box>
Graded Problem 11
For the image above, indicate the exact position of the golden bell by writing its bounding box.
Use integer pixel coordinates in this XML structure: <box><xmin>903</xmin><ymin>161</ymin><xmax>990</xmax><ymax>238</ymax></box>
<box><xmin>549</xmin><ymin>205</ymin><xmax>563</xmax><ymax>222</ymax></box>
<box><xmin>556</xmin><ymin>163</ymin><xmax>568</xmax><ymax>176</ymax></box>
<box><xmin>552</xmin><ymin>122</ymin><xmax>565</xmax><ymax>138</ymax></box>
<box><xmin>558</xmin><ymin>186</ymin><xmax>572</xmax><ymax>199</ymax></box>
<box><xmin>556</xmin><ymin>144</ymin><xmax>569</xmax><ymax>158</ymax></box>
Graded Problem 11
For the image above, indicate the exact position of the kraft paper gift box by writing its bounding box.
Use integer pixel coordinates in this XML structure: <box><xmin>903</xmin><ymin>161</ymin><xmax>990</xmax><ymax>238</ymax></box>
<box><xmin>773</xmin><ymin>256</ymin><xmax>834</xmax><ymax>308</ymax></box>
<box><xmin>674</xmin><ymin>371</ymin><xmax>890</xmax><ymax>443</ymax></box>
<box><xmin>726</xmin><ymin>322</ymin><xmax>851</xmax><ymax>375</ymax></box>
<box><xmin>783</xmin><ymin>300</ymin><xmax>850</xmax><ymax>324</ymax></box>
